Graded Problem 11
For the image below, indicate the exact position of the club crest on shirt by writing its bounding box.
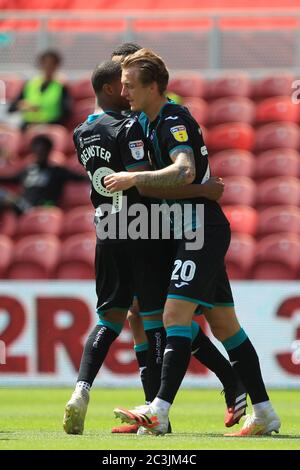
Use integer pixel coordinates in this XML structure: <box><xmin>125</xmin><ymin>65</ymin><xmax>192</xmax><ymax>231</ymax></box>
<box><xmin>129</xmin><ymin>140</ymin><xmax>144</xmax><ymax>160</ymax></box>
<box><xmin>170</xmin><ymin>125</ymin><xmax>188</xmax><ymax>142</ymax></box>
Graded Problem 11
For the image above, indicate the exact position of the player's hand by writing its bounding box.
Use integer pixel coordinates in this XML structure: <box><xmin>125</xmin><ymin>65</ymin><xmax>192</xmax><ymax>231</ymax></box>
<box><xmin>104</xmin><ymin>172</ymin><xmax>136</xmax><ymax>192</ymax></box>
<box><xmin>201</xmin><ymin>177</ymin><xmax>225</xmax><ymax>201</ymax></box>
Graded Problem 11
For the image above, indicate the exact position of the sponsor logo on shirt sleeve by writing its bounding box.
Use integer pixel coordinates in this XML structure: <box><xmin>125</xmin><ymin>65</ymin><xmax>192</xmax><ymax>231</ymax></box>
<box><xmin>170</xmin><ymin>125</ymin><xmax>189</xmax><ymax>142</ymax></box>
<box><xmin>129</xmin><ymin>140</ymin><xmax>145</xmax><ymax>160</ymax></box>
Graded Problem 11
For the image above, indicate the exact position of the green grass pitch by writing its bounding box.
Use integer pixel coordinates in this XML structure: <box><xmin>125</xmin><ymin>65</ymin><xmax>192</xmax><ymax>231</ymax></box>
<box><xmin>0</xmin><ymin>388</ymin><xmax>299</xmax><ymax>450</ymax></box>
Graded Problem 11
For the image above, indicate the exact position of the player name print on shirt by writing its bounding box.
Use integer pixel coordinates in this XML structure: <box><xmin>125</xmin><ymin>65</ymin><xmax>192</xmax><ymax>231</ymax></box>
<box><xmin>170</xmin><ymin>125</ymin><xmax>189</xmax><ymax>142</ymax></box>
<box><xmin>129</xmin><ymin>140</ymin><xmax>144</xmax><ymax>160</ymax></box>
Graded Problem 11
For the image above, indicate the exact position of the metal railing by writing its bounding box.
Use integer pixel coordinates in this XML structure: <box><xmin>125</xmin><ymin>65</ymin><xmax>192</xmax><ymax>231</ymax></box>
<box><xmin>0</xmin><ymin>10</ymin><xmax>300</xmax><ymax>76</ymax></box>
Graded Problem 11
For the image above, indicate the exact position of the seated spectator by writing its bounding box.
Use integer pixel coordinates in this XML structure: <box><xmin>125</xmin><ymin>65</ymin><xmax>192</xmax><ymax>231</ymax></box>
<box><xmin>8</xmin><ymin>50</ymin><xmax>72</xmax><ymax>130</ymax></box>
<box><xmin>0</xmin><ymin>135</ymin><xmax>86</xmax><ymax>214</ymax></box>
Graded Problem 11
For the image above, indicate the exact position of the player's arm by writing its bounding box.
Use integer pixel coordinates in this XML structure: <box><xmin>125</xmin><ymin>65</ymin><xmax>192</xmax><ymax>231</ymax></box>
<box><xmin>104</xmin><ymin>146</ymin><xmax>195</xmax><ymax>192</ymax></box>
<box><xmin>137</xmin><ymin>176</ymin><xmax>224</xmax><ymax>201</ymax></box>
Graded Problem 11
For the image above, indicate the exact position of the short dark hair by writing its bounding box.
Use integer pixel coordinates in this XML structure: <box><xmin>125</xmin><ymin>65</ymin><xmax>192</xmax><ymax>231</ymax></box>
<box><xmin>91</xmin><ymin>60</ymin><xmax>122</xmax><ymax>95</ymax></box>
<box><xmin>111</xmin><ymin>42</ymin><xmax>142</xmax><ymax>59</ymax></box>
<box><xmin>37</xmin><ymin>50</ymin><xmax>62</xmax><ymax>66</ymax></box>
<box><xmin>31</xmin><ymin>135</ymin><xmax>53</xmax><ymax>152</ymax></box>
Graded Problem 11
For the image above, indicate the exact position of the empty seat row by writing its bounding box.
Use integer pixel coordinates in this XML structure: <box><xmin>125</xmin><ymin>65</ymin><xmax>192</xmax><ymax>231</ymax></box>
<box><xmin>210</xmin><ymin>149</ymin><xmax>300</xmax><ymax>179</ymax></box>
<box><xmin>3</xmin><ymin>120</ymin><xmax>300</xmax><ymax>162</ymax></box>
<box><xmin>184</xmin><ymin>96</ymin><xmax>300</xmax><ymax>127</ymax></box>
<box><xmin>3</xmin><ymin>74</ymin><xmax>295</xmax><ymax>102</ymax></box>
<box><xmin>223</xmin><ymin>205</ymin><xmax>300</xmax><ymax>237</ymax></box>
<box><xmin>1</xmin><ymin>232</ymin><xmax>299</xmax><ymax>280</ymax></box>
<box><xmin>0</xmin><ymin>206</ymin><xmax>94</xmax><ymax>238</ymax></box>
<box><xmin>0</xmin><ymin>233</ymin><xmax>96</xmax><ymax>280</ymax></box>
<box><xmin>221</xmin><ymin>177</ymin><xmax>300</xmax><ymax>207</ymax></box>
<box><xmin>226</xmin><ymin>232</ymin><xmax>300</xmax><ymax>280</ymax></box>
<box><xmin>66</xmin><ymin>74</ymin><xmax>296</xmax><ymax>101</ymax></box>
<box><xmin>1</xmin><ymin>204</ymin><xmax>299</xmax><ymax>242</ymax></box>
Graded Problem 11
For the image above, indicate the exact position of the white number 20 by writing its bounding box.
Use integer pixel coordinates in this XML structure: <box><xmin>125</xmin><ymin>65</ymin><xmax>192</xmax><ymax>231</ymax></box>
<box><xmin>171</xmin><ymin>259</ymin><xmax>196</xmax><ymax>282</ymax></box>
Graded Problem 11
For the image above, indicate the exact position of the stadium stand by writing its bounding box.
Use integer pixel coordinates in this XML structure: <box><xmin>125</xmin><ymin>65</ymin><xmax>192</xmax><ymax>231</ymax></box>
<box><xmin>255</xmin><ymin>96</ymin><xmax>299</xmax><ymax>124</ymax></box>
<box><xmin>221</xmin><ymin>176</ymin><xmax>256</xmax><ymax>206</ymax></box>
<box><xmin>208</xmin><ymin>97</ymin><xmax>255</xmax><ymax>126</ymax></box>
<box><xmin>0</xmin><ymin>235</ymin><xmax>13</xmax><ymax>278</ymax></box>
<box><xmin>252</xmin><ymin>74</ymin><xmax>296</xmax><ymax>99</ymax></box>
<box><xmin>16</xmin><ymin>207</ymin><xmax>63</xmax><ymax>239</ymax></box>
<box><xmin>257</xmin><ymin>206</ymin><xmax>300</xmax><ymax>238</ymax></box>
<box><xmin>60</xmin><ymin>181</ymin><xmax>91</xmax><ymax>210</ymax></box>
<box><xmin>60</xmin><ymin>205</ymin><xmax>95</xmax><ymax>239</ymax></box>
<box><xmin>225</xmin><ymin>232</ymin><xmax>256</xmax><ymax>279</ymax></box>
<box><xmin>0</xmin><ymin>210</ymin><xmax>17</xmax><ymax>237</ymax></box>
<box><xmin>256</xmin><ymin>177</ymin><xmax>300</xmax><ymax>208</ymax></box>
<box><xmin>207</xmin><ymin>122</ymin><xmax>255</xmax><ymax>151</ymax></box>
<box><xmin>55</xmin><ymin>233</ymin><xmax>96</xmax><ymax>279</ymax></box>
<box><xmin>222</xmin><ymin>205</ymin><xmax>258</xmax><ymax>236</ymax></box>
<box><xmin>205</xmin><ymin>74</ymin><xmax>252</xmax><ymax>100</ymax></box>
<box><xmin>168</xmin><ymin>75</ymin><xmax>205</xmax><ymax>98</ymax></box>
<box><xmin>255</xmin><ymin>149</ymin><xmax>300</xmax><ymax>180</ymax></box>
<box><xmin>210</xmin><ymin>150</ymin><xmax>255</xmax><ymax>178</ymax></box>
<box><xmin>255</xmin><ymin>122</ymin><xmax>300</xmax><ymax>152</ymax></box>
<box><xmin>1</xmin><ymin>2</ymin><xmax>300</xmax><ymax>281</ymax></box>
<box><xmin>252</xmin><ymin>233</ymin><xmax>300</xmax><ymax>280</ymax></box>
<box><xmin>7</xmin><ymin>234</ymin><xmax>61</xmax><ymax>279</ymax></box>
<box><xmin>182</xmin><ymin>98</ymin><xmax>208</xmax><ymax>126</ymax></box>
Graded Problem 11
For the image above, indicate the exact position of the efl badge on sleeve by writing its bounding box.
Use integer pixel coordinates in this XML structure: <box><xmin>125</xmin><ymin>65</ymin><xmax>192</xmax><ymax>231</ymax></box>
<box><xmin>170</xmin><ymin>125</ymin><xmax>188</xmax><ymax>142</ymax></box>
<box><xmin>129</xmin><ymin>140</ymin><xmax>144</xmax><ymax>160</ymax></box>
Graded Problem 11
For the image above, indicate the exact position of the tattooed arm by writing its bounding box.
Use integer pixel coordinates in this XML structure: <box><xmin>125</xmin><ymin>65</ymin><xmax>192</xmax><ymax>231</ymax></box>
<box><xmin>104</xmin><ymin>147</ymin><xmax>196</xmax><ymax>192</ymax></box>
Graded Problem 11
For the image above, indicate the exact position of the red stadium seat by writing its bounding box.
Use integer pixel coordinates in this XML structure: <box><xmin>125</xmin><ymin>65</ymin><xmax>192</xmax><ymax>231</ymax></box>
<box><xmin>252</xmin><ymin>74</ymin><xmax>295</xmax><ymax>99</ymax></box>
<box><xmin>66</xmin><ymin>156</ymin><xmax>87</xmax><ymax>176</ymax></box>
<box><xmin>68</xmin><ymin>98</ymin><xmax>95</xmax><ymax>129</ymax></box>
<box><xmin>24</xmin><ymin>125</ymin><xmax>70</xmax><ymax>154</ymax></box>
<box><xmin>0</xmin><ymin>235</ymin><xmax>13</xmax><ymax>278</ymax></box>
<box><xmin>60</xmin><ymin>181</ymin><xmax>91</xmax><ymax>209</ymax></box>
<box><xmin>225</xmin><ymin>233</ymin><xmax>256</xmax><ymax>279</ymax></box>
<box><xmin>7</xmin><ymin>234</ymin><xmax>60</xmax><ymax>279</ymax></box>
<box><xmin>168</xmin><ymin>74</ymin><xmax>204</xmax><ymax>98</ymax></box>
<box><xmin>69</xmin><ymin>78</ymin><xmax>94</xmax><ymax>101</ymax></box>
<box><xmin>255</xmin><ymin>149</ymin><xmax>299</xmax><ymax>180</ymax></box>
<box><xmin>255</xmin><ymin>122</ymin><xmax>300</xmax><ymax>152</ymax></box>
<box><xmin>206</xmin><ymin>74</ymin><xmax>251</xmax><ymax>100</ymax></box>
<box><xmin>0</xmin><ymin>155</ymin><xmax>29</xmax><ymax>177</ymax></box>
<box><xmin>256</xmin><ymin>96</ymin><xmax>299</xmax><ymax>124</ymax></box>
<box><xmin>56</xmin><ymin>233</ymin><xmax>96</xmax><ymax>279</ymax></box>
<box><xmin>17</xmin><ymin>207</ymin><xmax>63</xmax><ymax>238</ymax></box>
<box><xmin>252</xmin><ymin>233</ymin><xmax>300</xmax><ymax>280</ymax></box>
<box><xmin>182</xmin><ymin>97</ymin><xmax>208</xmax><ymax>126</ymax></box>
<box><xmin>221</xmin><ymin>177</ymin><xmax>256</xmax><ymax>206</ymax></box>
<box><xmin>61</xmin><ymin>205</ymin><xmax>95</xmax><ymax>239</ymax></box>
<box><xmin>0</xmin><ymin>127</ymin><xmax>21</xmax><ymax>159</ymax></box>
<box><xmin>257</xmin><ymin>206</ymin><xmax>300</xmax><ymax>237</ymax></box>
<box><xmin>207</xmin><ymin>123</ymin><xmax>255</xmax><ymax>152</ymax></box>
<box><xmin>208</xmin><ymin>97</ymin><xmax>255</xmax><ymax>126</ymax></box>
<box><xmin>210</xmin><ymin>150</ymin><xmax>255</xmax><ymax>178</ymax></box>
<box><xmin>1</xmin><ymin>77</ymin><xmax>24</xmax><ymax>101</ymax></box>
<box><xmin>256</xmin><ymin>177</ymin><xmax>300</xmax><ymax>208</ymax></box>
<box><xmin>0</xmin><ymin>210</ymin><xmax>17</xmax><ymax>237</ymax></box>
<box><xmin>222</xmin><ymin>205</ymin><xmax>258</xmax><ymax>235</ymax></box>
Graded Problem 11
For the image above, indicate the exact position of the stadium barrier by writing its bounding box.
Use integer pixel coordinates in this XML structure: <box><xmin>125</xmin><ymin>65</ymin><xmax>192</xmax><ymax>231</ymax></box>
<box><xmin>0</xmin><ymin>280</ymin><xmax>299</xmax><ymax>388</ymax></box>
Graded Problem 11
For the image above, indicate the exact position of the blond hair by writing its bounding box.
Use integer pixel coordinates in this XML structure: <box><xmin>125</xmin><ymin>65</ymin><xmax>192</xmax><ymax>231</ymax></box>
<box><xmin>122</xmin><ymin>48</ymin><xmax>169</xmax><ymax>95</ymax></box>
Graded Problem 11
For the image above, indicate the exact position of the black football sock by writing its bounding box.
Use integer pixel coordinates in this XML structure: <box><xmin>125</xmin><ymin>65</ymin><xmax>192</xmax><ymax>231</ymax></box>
<box><xmin>191</xmin><ymin>320</ymin><xmax>236</xmax><ymax>389</ymax></box>
<box><xmin>77</xmin><ymin>321</ymin><xmax>121</xmax><ymax>386</ymax></box>
<box><xmin>142</xmin><ymin>320</ymin><xmax>167</xmax><ymax>402</ymax></box>
<box><xmin>223</xmin><ymin>328</ymin><xmax>269</xmax><ymax>405</ymax></box>
<box><xmin>157</xmin><ymin>326</ymin><xmax>191</xmax><ymax>404</ymax></box>
<box><xmin>134</xmin><ymin>342</ymin><xmax>150</xmax><ymax>403</ymax></box>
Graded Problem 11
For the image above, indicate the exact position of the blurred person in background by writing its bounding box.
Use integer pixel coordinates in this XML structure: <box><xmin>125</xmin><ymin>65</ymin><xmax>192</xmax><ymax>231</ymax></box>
<box><xmin>0</xmin><ymin>134</ymin><xmax>86</xmax><ymax>214</ymax></box>
<box><xmin>8</xmin><ymin>50</ymin><xmax>72</xmax><ymax>130</ymax></box>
